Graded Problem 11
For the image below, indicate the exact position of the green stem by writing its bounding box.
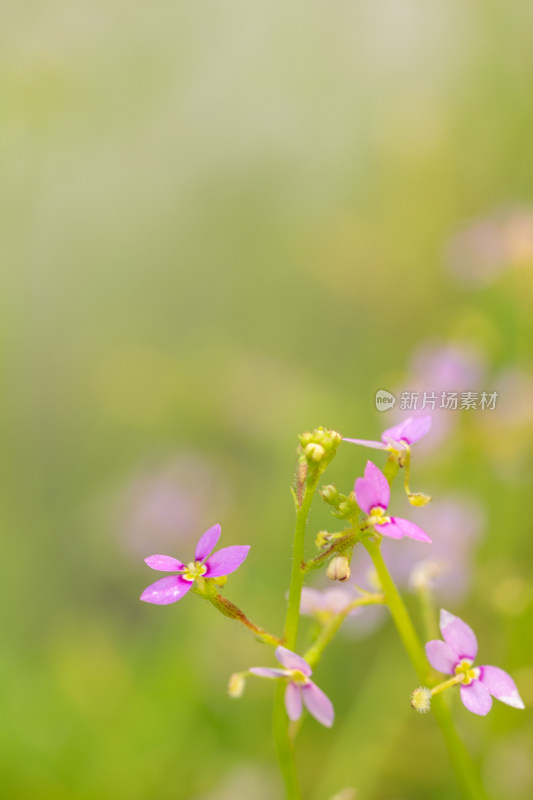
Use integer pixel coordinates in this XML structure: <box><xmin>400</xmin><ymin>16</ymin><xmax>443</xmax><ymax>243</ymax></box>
<box><xmin>203</xmin><ymin>590</ymin><xmax>283</xmax><ymax>646</ymax></box>
<box><xmin>284</xmin><ymin>476</ymin><xmax>318</xmax><ymax>649</ymax></box>
<box><xmin>304</xmin><ymin>594</ymin><xmax>385</xmax><ymax>669</ymax></box>
<box><xmin>273</xmin><ymin>474</ymin><xmax>319</xmax><ymax>799</ymax></box>
<box><xmin>273</xmin><ymin>682</ymin><xmax>301</xmax><ymax>800</ymax></box>
<box><xmin>364</xmin><ymin>539</ymin><xmax>428</xmax><ymax>678</ymax></box>
<box><xmin>417</xmin><ymin>584</ymin><xmax>440</xmax><ymax>641</ymax></box>
<box><xmin>303</xmin><ymin>531</ymin><xmax>358</xmax><ymax>574</ymax></box>
<box><xmin>364</xmin><ymin>539</ymin><xmax>488</xmax><ymax>800</ymax></box>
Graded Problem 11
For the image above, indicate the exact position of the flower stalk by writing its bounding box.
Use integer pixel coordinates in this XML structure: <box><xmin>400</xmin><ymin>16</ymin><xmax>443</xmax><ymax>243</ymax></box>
<box><xmin>363</xmin><ymin>539</ymin><xmax>488</xmax><ymax>800</ymax></box>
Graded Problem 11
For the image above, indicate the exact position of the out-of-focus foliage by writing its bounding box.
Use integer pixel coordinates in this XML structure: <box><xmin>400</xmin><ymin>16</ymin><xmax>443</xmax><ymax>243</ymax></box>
<box><xmin>1</xmin><ymin>2</ymin><xmax>532</xmax><ymax>798</ymax></box>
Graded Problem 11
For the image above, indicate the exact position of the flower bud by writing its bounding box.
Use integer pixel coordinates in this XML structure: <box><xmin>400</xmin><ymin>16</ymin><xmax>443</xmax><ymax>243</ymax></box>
<box><xmin>228</xmin><ymin>673</ymin><xmax>246</xmax><ymax>698</ymax></box>
<box><xmin>407</xmin><ymin>491</ymin><xmax>432</xmax><ymax>508</ymax></box>
<box><xmin>305</xmin><ymin>443</ymin><xmax>326</xmax><ymax>462</ymax></box>
<box><xmin>315</xmin><ymin>530</ymin><xmax>333</xmax><ymax>548</ymax></box>
<box><xmin>410</xmin><ymin>686</ymin><xmax>432</xmax><ymax>713</ymax></box>
<box><xmin>298</xmin><ymin>431</ymin><xmax>313</xmax><ymax>447</ymax></box>
<box><xmin>326</xmin><ymin>555</ymin><xmax>351</xmax><ymax>582</ymax></box>
<box><xmin>321</xmin><ymin>485</ymin><xmax>340</xmax><ymax>506</ymax></box>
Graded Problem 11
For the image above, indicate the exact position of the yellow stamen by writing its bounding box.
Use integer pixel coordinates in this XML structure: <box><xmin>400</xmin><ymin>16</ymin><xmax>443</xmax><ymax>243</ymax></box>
<box><xmin>182</xmin><ymin>561</ymin><xmax>208</xmax><ymax>582</ymax></box>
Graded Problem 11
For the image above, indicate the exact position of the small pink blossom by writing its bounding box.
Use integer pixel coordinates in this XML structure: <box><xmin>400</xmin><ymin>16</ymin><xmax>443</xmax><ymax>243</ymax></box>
<box><xmin>140</xmin><ymin>524</ymin><xmax>250</xmax><ymax>605</ymax></box>
<box><xmin>300</xmin><ymin>587</ymin><xmax>360</xmax><ymax>619</ymax></box>
<box><xmin>426</xmin><ymin>609</ymin><xmax>524</xmax><ymax>716</ymax></box>
<box><xmin>355</xmin><ymin>461</ymin><xmax>431</xmax><ymax>542</ymax></box>
<box><xmin>343</xmin><ymin>416</ymin><xmax>432</xmax><ymax>452</ymax></box>
<box><xmin>250</xmin><ymin>646</ymin><xmax>334</xmax><ymax>727</ymax></box>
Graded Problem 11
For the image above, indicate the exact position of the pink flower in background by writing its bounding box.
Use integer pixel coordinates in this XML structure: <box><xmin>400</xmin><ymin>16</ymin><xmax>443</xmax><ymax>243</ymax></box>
<box><xmin>250</xmin><ymin>646</ymin><xmax>334</xmax><ymax>727</ymax></box>
<box><xmin>446</xmin><ymin>217</ymin><xmax>509</xmax><ymax>287</ymax></box>
<box><xmin>445</xmin><ymin>207</ymin><xmax>533</xmax><ymax>287</ymax></box>
<box><xmin>118</xmin><ymin>455</ymin><xmax>230</xmax><ymax>556</ymax></box>
<box><xmin>355</xmin><ymin>461</ymin><xmax>430</xmax><ymax>542</ymax></box>
<box><xmin>392</xmin><ymin>495</ymin><xmax>484</xmax><ymax>602</ymax></box>
<box><xmin>426</xmin><ymin>610</ymin><xmax>524</xmax><ymax>716</ymax></box>
<box><xmin>391</xmin><ymin>342</ymin><xmax>487</xmax><ymax>454</ymax></box>
<box><xmin>300</xmin><ymin>587</ymin><xmax>360</xmax><ymax>619</ymax></box>
<box><xmin>344</xmin><ymin>416</ymin><xmax>432</xmax><ymax>452</ymax></box>
<box><xmin>409</xmin><ymin>342</ymin><xmax>486</xmax><ymax>395</ymax></box>
<box><xmin>140</xmin><ymin>524</ymin><xmax>249</xmax><ymax>605</ymax></box>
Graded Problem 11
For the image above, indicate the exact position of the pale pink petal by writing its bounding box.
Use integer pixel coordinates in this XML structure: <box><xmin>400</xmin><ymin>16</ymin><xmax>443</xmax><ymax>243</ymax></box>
<box><xmin>364</xmin><ymin>461</ymin><xmax>390</xmax><ymax>509</ymax></box>
<box><xmin>342</xmin><ymin>437</ymin><xmax>387</xmax><ymax>450</ymax></box>
<box><xmin>195</xmin><ymin>523</ymin><xmax>221</xmax><ymax>561</ymax></box>
<box><xmin>144</xmin><ymin>554</ymin><xmax>185</xmax><ymax>571</ymax></box>
<box><xmin>382</xmin><ymin>419</ymin><xmax>412</xmax><ymax>443</ymax></box>
<box><xmin>300</xmin><ymin>588</ymin><xmax>322</xmax><ymax>615</ymax></box>
<box><xmin>204</xmin><ymin>545</ymin><xmax>250</xmax><ymax>577</ymax></box>
<box><xmin>425</xmin><ymin>640</ymin><xmax>458</xmax><ymax>674</ymax></box>
<box><xmin>460</xmin><ymin>679</ymin><xmax>492</xmax><ymax>715</ymax></box>
<box><xmin>140</xmin><ymin>575</ymin><xmax>192</xmax><ymax>604</ymax></box>
<box><xmin>403</xmin><ymin>415</ymin><xmax>432</xmax><ymax>444</ymax></box>
<box><xmin>275</xmin><ymin>646</ymin><xmax>312</xmax><ymax>676</ymax></box>
<box><xmin>354</xmin><ymin>478</ymin><xmax>377</xmax><ymax>514</ymax></box>
<box><xmin>440</xmin><ymin>609</ymin><xmax>478</xmax><ymax>660</ymax></box>
<box><xmin>249</xmin><ymin>667</ymin><xmax>290</xmax><ymax>679</ymax></box>
<box><xmin>301</xmin><ymin>681</ymin><xmax>335</xmax><ymax>727</ymax></box>
<box><xmin>479</xmin><ymin>666</ymin><xmax>525</xmax><ymax>709</ymax></box>
<box><xmin>374</xmin><ymin>519</ymin><xmax>404</xmax><ymax>539</ymax></box>
<box><xmin>391</xmin><ymin>517</ymin><xmax>432</xmax><ymax>543</ymax></box>
<box><xmin>285</xmin><ymin>683</ymin><xmax>302</xmax><ymax>720</ymax></box>
<box><xmin>382</xmin><ymin>416</ymin><xmax>432</xmax><ymax>445</ymax></box>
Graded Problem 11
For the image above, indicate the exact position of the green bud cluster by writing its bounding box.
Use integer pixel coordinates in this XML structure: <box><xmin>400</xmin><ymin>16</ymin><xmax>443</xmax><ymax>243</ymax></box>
<box><xmin>298</xmin><ymin>428</ymin><xmax>342</xmax><ymax>469</ymax></box>
<box><xmin>320</xmin><ymin>484</ymin><xmax>359</xmax><ymax>521</ymax></box>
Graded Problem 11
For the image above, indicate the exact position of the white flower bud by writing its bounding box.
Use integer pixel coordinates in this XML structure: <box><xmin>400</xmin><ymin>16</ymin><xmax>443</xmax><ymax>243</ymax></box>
<box><xmin>326</xmin><ymin>556</ymin><xmax>351</xmax><ymax>582</ymax></box>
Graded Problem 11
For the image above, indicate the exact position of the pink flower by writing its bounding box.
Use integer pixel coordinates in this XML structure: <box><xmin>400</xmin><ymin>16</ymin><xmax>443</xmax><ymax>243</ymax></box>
<box><xmin>355</xmin><ymin>461</ymin><xmax>431</xmax><ymax>542</ymax></box>
<box><xmin>300</xmin><ymin>587</ymin><xmax>360</xmax><ymax>619</ymax></box>
<box><xmin>344</xmin><ymin>416</ymin><xmax>432</xmax><ymax>452</ymax></box>
<box><xmin>250</xmin><ymin>646</ymin><xmax>334</xmax><ymax>727</ymax></box>
<box><xmin>140</xmin><ymin>524</ymin><xmax>250</xmax><ymax>605</ymax></box>
<box><xmin>426</xmin><ymin>609</ymin><xmax>525</xmax><ymax>716</ymax></box>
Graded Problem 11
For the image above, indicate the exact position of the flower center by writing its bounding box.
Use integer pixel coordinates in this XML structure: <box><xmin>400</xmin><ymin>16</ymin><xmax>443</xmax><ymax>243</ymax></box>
<box><xmin>454</xmin><ymin>659</ymin><xmax>480</xmax><ymax>686</ymax></box>
<box><xmin>181</xmin><ymin>561</ymin><xmax>208</xmax><ymax>582</ymax></box>
<box><xmin>368</xmin><ymin>506</ymin><xmax>391</xmax><ymax>526</ymax></box>
<box><xmin>290</xmin><ymin>670</ymin><xmax>310</xmax><ymax>686</ymax></box>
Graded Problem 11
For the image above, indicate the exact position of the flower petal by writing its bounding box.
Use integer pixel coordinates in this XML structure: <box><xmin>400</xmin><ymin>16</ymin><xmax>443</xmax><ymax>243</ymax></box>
<box><xmin>390</xmin><ymin>517</ymin><xmax>432</xmax><ymax>543</ymax></box>
<box><xmin>140</xmin><ymin>575</ymin><xmax>192</xmax><ymax>605</ymax></box>
<box><xmin>479</xmin><ymin>666</ymin><xmax>525</xmax><ymax>709</ymax></box>
<box><xmin>364</xmin><ymin>461</ymin><xmax>390</xmax><ymax>509</ymax></box>
<box><xmin>144</xmin><ymin>554</ymin><xmax>185</xmax><ymax>572</ymax></box>
<box><xmin>195</xmin><ymin>524</ymin><xmax>221</xmax><ymax>561</ymax></box>
<box><xmin>382</xmin><ymin>418</ymin><xmax>413</xmax><ymax>444</ymax></box>
<box><xmin>299</xmin><ymin>588</ymin><xmax>322</xmax><ymax>616</ymax></box>
<box><xmin>382</xmin><ymin>416</ymin><xmax>432</xmax><ymax>445</ymax></box>
<box><xmin>285</xmin><ymin>683</ymin><xmax>302</xmax><ymax>721</ymax></box>
<box><xmin>374</xmin><ymin>519</ymin><xmax>404</xmax><ymax>539</ymax></box>
<box><xmin>301</xmin><ymin>681</ymin><xmax>335</xmax><ymax>727</ymax></box>
<box><xmin>425</xmin><ymin>640</ymin><xmax>458</xmax><ymax>674</ymax></box>
<box><xmin>275</xmin><ymin>646</ymin><xmax>312</xmax><ymax>676</ymax></box>
<box><xmin>440</xmin><ymin>609</ymin><xmax>478</xmax><ymax>660</ymax></box>
<box><xmin>204</xmin><ymin>545</ymin><xmax>250</xmax><ymax>577</ymax></box>
<box><xmin>249</xmin><ymin>667</ymin><xmax>290</xmax><ymax>679</ymax></box>
<box><xmin>460</xmin><ymin>679</ymin><xmax>492</xmax><ymax>715</ymax></box>
<box><xmin>342</xmin><ymin>438</ymin><xmax>388</xmax><ymax>450</ymax></box>
<box><xmin>404</xmin><ymin>415</ymin><xmax>432</xmax><ymax>444</ymax></box>
<box><xmin>354</xmin><ymin>478</ymin><xmax>376</xmax><ymax>514</ymax></box>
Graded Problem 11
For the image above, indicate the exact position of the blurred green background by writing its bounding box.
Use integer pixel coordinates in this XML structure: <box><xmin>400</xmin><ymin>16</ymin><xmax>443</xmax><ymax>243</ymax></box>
<box><xmin>1</xmin><ymin>2</ymin><xmax>533</xmax><ymax>798</ymax></box>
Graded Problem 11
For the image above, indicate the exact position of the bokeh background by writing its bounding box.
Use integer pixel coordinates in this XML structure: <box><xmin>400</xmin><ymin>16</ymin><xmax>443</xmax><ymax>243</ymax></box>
<box><xmin>2</xmin><ymin>2</ymin><xmax>533</xmax><ymax>798</ymax></box>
